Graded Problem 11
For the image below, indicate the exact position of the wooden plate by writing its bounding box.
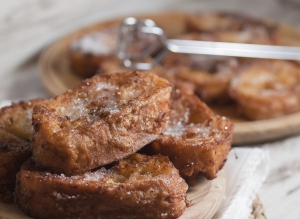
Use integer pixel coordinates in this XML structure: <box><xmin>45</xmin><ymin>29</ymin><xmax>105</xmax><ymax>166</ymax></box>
<box><xmin>39</xmin><ymin>11</ymin><xmax>300</xmax><ymax>145</ymax></box>
<box><xmin>0</xmin><ymin>170</ymin><xmax>226</xmax><ymax>219</ymax></box>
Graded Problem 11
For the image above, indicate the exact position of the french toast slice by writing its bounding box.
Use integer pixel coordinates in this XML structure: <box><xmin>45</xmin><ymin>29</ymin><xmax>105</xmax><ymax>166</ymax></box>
<box><xmin>0</xmin><ymin>129</ymin><xmax>31</xmax><ymax>202</ymax></box>
<box><xmin>32</xmin><ymin>72</ymin><xmax>172</xmax><ymax>175</ymax></box>
<box><xmin>16</xmin><ymin>154</ymin><xmax>188</xmax><ymax>219</ymax></box>
<box><xmin>68</xmin><ymin>26</ymin><xmax>118</xmax><ymax>78</ymax></box>
<box><xmin>229</xmin><ymin>60</ymin><xmax>300</xmax><ymax>120</ymax></box>
<box><xmin>0</xmin><ymin>99</ymin><xmax>45</xmax><ymax>141</ymax></box>
<box><xmin>145</xmin><ymin>90</ymin><xmax>233</xmax><ymax>183</ymax></box>
<box><xmin>185</xmin><ymin>12</ymin><xmax>280</xmax><ymax>45</ymax></box>
<box><xmin>0</xmin><ymin>99</ymin><xmax>45</xmax><ymax>201</ymax></box>
<box><xmin>153</xmin><ymin>66</ymin><xmax>196</xmax><ymax>96</ymax></box>
<box><xmin>69</xmin><ymin>25</ymin><xmax>159</xmax><ymax>78</ymax></box>
<box><xmin>161</xmin><ymin>15</ymin><xmax>280</xmax><ymax>104</ymax></box>
<box><xmin>162</xmin><ymin>40</ymin><xmax>238</xmax><ymax>103</ymax></box>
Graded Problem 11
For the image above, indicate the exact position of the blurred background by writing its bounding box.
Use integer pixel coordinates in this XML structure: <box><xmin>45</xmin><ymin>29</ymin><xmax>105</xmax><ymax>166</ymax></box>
<box><xmin>1</xmin><ymin>0</ymin><xmax>300</xmax><ymax>102</ymax></box>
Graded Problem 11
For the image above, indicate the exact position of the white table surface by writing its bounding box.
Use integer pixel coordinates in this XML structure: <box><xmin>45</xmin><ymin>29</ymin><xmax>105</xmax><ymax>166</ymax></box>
<box><xmin>1</xmin><ymin>0</ymin><xmax>300</xmax><ymax>218</ymax></box>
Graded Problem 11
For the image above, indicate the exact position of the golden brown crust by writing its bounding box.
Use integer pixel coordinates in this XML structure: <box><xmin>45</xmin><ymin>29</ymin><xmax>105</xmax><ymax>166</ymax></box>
<box><xmin>145</xmin><ymin>90</ymin><xmax>233</xmax><ymax>183</ymax></box>
<box><xmin>0</xmin><ymin>99</ymin><xmax>46</xmax><ymax>141</ymax></box>
<box><xmin>0</xmin><ymin>129</ymin><xmax>31</xmax><ymax>202</ymax></box>
<box><xmin>0</xmin><ymin>99</ymin><xmax>45</xmax><ymax>202</ymax></box>
<box><xmin>151</xmin><ymin>65</ymin><xmax>197</xmax><ymax>96</ymax></box>
<box><xmin>162</xmin><ymin>48</ymin><xmax>238</xmax><ymax>103</ymax></box>
<box><xmin>32</xmin><ymin>72</ymin><xmax>172</xmax><ymax>175</ymax></box>
<box><xmin>16</xmin><ymin>154</ymin><xmax>188</xmax><ymax>219</ymax></box>
<box><xmin>229</xmin><ymin>60</ymin><xmax>300</xmax><ymax>120</ymax></box>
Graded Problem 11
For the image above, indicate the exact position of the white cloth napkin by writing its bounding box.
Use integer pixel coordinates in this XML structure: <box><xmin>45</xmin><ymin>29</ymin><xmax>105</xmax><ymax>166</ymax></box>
<box><xmin>213</xmin><ymin>148</ymin><xmax>270</xmax><ymax>219</ymax></box>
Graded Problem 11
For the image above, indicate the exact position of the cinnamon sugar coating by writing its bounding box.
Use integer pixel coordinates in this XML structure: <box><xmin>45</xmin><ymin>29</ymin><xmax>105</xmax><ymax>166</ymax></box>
<box><xmin>16</xmin><ymin>154</ymin><xmax>188</xmax><ymax>219</ymax></box>
<box><xmin>145</xmin><ymin>90</ymin><xmax>233</xmax><ymax>183</ymax></box>
<box><xmin>32</xmin><ymin>72</ymin><xmax>172</xmax><ymax>175</ymax></box>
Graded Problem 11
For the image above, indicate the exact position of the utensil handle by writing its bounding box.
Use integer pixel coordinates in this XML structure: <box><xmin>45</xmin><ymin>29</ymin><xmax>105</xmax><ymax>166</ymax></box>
<box><xmin>167</xmin><ymin>39</ymin><xmax>300</xmax><ymax>60</ymax></box>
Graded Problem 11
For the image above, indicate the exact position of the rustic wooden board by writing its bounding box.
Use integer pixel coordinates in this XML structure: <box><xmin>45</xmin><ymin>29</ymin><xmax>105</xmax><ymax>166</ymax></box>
<box><xmin>0</xmin><ymin>170</ymin><xmax>226</xmax><ymax>219</ymax></box>
<box><xmin>38</xmin><ymin>11</ymin><xmax>300</xmax><ymax>145</ymax></box>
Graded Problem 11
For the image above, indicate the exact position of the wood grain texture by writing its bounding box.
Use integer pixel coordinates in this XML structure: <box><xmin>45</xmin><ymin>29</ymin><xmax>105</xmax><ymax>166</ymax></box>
<box><xmin>0</xmin><ymin>170</ymin><xmax>226</xmax><ymax>219</ymax></box>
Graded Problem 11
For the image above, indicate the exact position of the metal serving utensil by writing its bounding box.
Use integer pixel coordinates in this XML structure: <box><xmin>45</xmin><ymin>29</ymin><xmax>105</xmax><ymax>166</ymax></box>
<box><xmin>116</xmin><ymin>17</ymin><xmax>300</xmax><ymax>70</ymax></box>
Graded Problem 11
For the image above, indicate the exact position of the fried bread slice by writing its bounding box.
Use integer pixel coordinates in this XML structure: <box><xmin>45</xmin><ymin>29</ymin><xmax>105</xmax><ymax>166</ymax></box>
<box><xmin>161</xmin><ymin>19</ymin><xmax>280</xmax><ymax>104</ymax></box>
<box><xmin>0</xmin><ymin>99</ymin><xmax>45</xmax><ymax>201</ymax></box>
<box><xmin>144</xmin><ymin>90</ymin><xmax>233</xmax><ymax>183</ymax></box>
<box><xmin>0</xmin><ymin>129</ymin><xmax>31</xmax><ymax>202</ymax></box>
<box><xmin>16</xmin><ymin>154</ymin><xmax>188</xmax><ymax>219</ymax></box>
<box><xmin>162</xmin><ymin>38</ymin><xmax>239</xmax><ymax>103</ymax></box>
<box><xmin>69</xmin><ymin>25</ymin><xmax>159</xmax><ymax>78</ymax></box>
<box><xmin>32</xmin><ymin>72</ymin><xmax>172</xmax><ymax>175</ymax></box>
<box><xmin>68</xmin><ymin>26</ymin><xmax>118</xmax><ymax>78</ymax></box>
<box><xmin>229</xmin><ymin>60</ymin><xmax>300</xmax><ymax>120</ymax></box>
<box><xmin>0</xmin><ymin>99</ymin><xmax>45</xmax><ymax>141</ymax></box>
<box><xmin>185</xmin><ymin>12</ymin><xmax>280</xmax><ymax>45</ymax></box>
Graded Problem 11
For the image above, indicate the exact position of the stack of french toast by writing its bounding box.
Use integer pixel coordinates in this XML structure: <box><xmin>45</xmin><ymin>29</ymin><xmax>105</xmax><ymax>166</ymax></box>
<box><xmin>69</xmin><ymin>12</ymin><xmax>300</xmax><ymax>121</ymax></box>
<box><xmin>0</xmin><ymin>71</ymin><xmax>233</xmax><ymax>219</ymax></box>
